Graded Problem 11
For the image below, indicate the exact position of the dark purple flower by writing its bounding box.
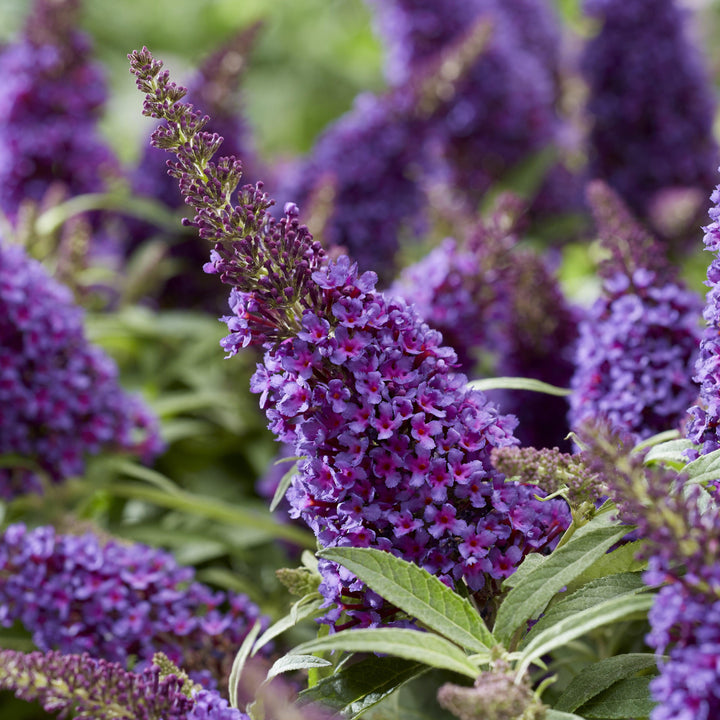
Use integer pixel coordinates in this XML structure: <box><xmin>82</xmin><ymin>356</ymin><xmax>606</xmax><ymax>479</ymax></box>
<box><xmin>580</xmin><ymin>0</ymin><xmax>718</xmax><ymax>232</ymax></box>
<box><xmin>0</xmin><ymin>0</ymin><xmax>120</xmax><ymax>221</ymax></box>
<box><xmin>0</xmin><ymin>523</ymin><xmax>267</xmax><ymax>688</ymax></box>
<box><xmin>0</xmin><ymin>241</ymin><xmax>162</xmax><ymax>498</ymax></box>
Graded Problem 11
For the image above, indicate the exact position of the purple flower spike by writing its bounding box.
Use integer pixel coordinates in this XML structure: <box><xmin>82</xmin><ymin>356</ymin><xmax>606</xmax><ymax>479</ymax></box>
<box><xmin>130</xmin><ymin>47</ymin><xmax>571</xmax><ymax>628</ymax></box>
<box><xmin>0</xmin><ymin>242</ymin><xmax>163</xmax><ymax>498</ymax></box>
<box><xmin>570</xmin><ymin>183</ymin><xmax>702</xmax><ymax>440</ymax></box>
<box><xmin>0</xmin><ymin>0</ymin><xmax>120</xmax><ymax>220</ymax></box>
<box><xmin>0</xmin><ymin>524</ymin><xmax>267</xmax><ymax>688</ymax></box>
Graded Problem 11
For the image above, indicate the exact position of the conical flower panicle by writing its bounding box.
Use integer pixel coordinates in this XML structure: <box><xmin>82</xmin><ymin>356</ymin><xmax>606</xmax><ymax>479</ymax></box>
<box><xmin>130</xmin><ymin>47</ymin><xmax>571</xmax><ymax>628</ymax></box>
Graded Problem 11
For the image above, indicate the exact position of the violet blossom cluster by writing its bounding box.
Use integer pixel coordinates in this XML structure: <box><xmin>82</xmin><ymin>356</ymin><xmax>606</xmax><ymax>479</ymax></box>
<box><xmin>0</xmin><ymin>241</ymin><xmax>162</xmax><ymax>499</ymax></box>
<box><xmin>569</xmin><ymin>183</ymin><xmax>702</xmax><ymax>440</ymax></box>
<box><xmin>584</xmin><ymin>426</ymin><xmax>720</xmax><ymax>720</ymax></box>
<box><xmin>686</xmin><ymin>177</ymin><xmax>720</xmax><ymax>456</ymax></box>
<box><xmin>129</xmin><ymin>48</ymin><xmax>572</xmax><ymax>627</ymax></box>
<box><xmin>0</xmin><ymin>0</ymin><xmax>120</xmax><ymax>221</ymax></box>
<box><xmin>0</xmin><ymin>523</ymin><xmax>267</xmax><ymax>688</ymax></box>
<box><xmin>0</xmin><ymin>649</ymin><xmax>249</xmax><ymax>720</ymax></box>
<box><xmin>580</xmin><ymin>0</ymin><xmax>718</xmax><ymax>227</ymax></box>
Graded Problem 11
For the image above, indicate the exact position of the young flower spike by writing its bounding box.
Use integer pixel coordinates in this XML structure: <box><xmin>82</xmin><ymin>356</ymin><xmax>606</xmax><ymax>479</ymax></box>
<box><xmin>581</xmin><ymin>0</ymin><xmax>718</xmax><ymax>233</ymax></box>
<box><xmin>569</xmin><ymin>182</ymin><xmax>702</xmax><ymax>440</ymax></box>
<box><xmin>0</xmin><ymin>523</ymin><xmax>267</xmax><ymax>689</ymax></box>
<box><xmin>0</xmin><ymin>649</ymin><xmax>249</xmax><ymax>720</ymax></box>
<box><xmin>0</xmin><ymin>0</ymin><xmax>120</xmax><ymax>221</ymax></box>
<box><xmin>129</xmin><ymin>48</ymin><xmax>571</xmax><ymax>626</ymax></box>
<box><xmin>0</xmin><ymin>241</ymin><xmax>162</xmax><ymax>499</ymax></box>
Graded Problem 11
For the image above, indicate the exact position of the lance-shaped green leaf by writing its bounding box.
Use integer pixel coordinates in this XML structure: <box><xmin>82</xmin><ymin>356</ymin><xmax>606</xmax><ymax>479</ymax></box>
<box><xmin>642</xmin><ymin>438</ymin><xmax>694</xmax><ymax>469</ymax></box>
<box><xmin>515</xmin><ymin>593</ymin><xmax>655</xmax><ymax>678</ymax></box>
<box><xmin>467</xmin><ymin>377</ymin><xmax>571</xmax><ymax>396</ymax></box>
<box><xmin>577</xmin><ymin>677</ymin><xmax>656</xmax><ymax>719</ymax></box>
<box><xmin>681</xmin><ymin>446</ymin><xmax>720</xmax><ymax>486</ymax></box>
<box><xmin>520</xmin><ymin>573</ymin><xmax>646</xmax><ymax>649</ymax></box>
<box><xmin>493</xmin><ymin>515</ymin><xmax>628</xmax><ymax>646</ymax></box>
<box><xmin>290</xmin><ymin>628</ymin><xmax>479</xmax><ymax>679</ymax></box>
<box><xmin>266</xmin><ymin>655</ymin><xmax>332</xmax><ymax>681</ymax></box>
<box><xmin>319</xmin><ymin>547</ymin><xmax>493</xmax><ymax>652</ymax></box>
<box><xmin>269</xmin><ymin>457</ymin><xmax>303</xmax><ymax>512</ymax></box>
<box><xmin>298</xmin><ymin>656</ymin><xmax>426</xmax><ymax>719</ymax></box>
<box><xmin>228</xmin><ymin>620</ymin><xmax>262</xmax><ymax>710</ymax></box>
<box><xmin>555</xmin><ymin>653</ymin><xmax>659</xmax><ymax>713</ymax></box>
<box><xmin>545</xmin><ymin>711</ymin><xmax>587</xmax><ymax>720</ymax></box>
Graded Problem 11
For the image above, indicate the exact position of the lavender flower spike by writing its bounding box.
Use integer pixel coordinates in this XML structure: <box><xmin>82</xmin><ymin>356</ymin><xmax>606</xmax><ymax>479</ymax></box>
<box><xmin>0</xmin><ymin>649</ymin><xmax>249</xmax><ymax>720</ymax></box>
<box><xmin>0</xmin><ymin>241</ymin><xmax>163</xmax><ymax>499</ymax></box>
<box><xmin>0</xmin><ymin>523</ymin><xmax>267</xmax><ymax>689</ymax></box>
<box><xmin>569</xmin><ymin>182</ymin><xmax>702</xmax><ymax>440</ymax></box>
<box><xmin>130</xmin><ymin>48</ymin><xmax>571</xmax><ymax>627</ymax></box>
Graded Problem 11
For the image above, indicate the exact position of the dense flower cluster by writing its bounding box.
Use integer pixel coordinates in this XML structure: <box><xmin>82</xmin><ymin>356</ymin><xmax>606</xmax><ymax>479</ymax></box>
<box><xmin>0</xmin><ymin>649</ymin><xmax>249</xmax><ymax>720</ymax></box>
<box><xmin>686</xmin><ymin>178</ymin><xmax>720</xmax><ymax>456</ymax></box>
<box><xmin>0</xmin><ymin>0</ymin><xmax>119</xmax><ymax>220</ymax></box>
<box><xmin>0</xmin><ymin>523</ymin><xmax>266</xmax><ymax>687</ymax></box>
<box><xmin>580</xmin><ymin>0</ymin><xmax>718</xmax><ymax>225</ymax></box>
<box><xmin>584</xmin><ymin>427</ymin><xmax>720</xmax><ymax>720</ymax></box>
<box><xmin>569</xmin><ymin>184</ymin><xmax>702</xmax><ymax>439</ymax></box>
<box><xmin>131</xmin><ymin>48</ymin><xmax>572</xmax><ymax>626</ymax></box>
<box><xmin>0</xmin><ymin>241</ymin><xmax>162</xmax><ymax>499</ymax></box>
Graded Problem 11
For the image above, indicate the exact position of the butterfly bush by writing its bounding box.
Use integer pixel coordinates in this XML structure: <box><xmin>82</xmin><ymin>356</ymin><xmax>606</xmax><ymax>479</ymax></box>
<box><xmin>0</xmin><ymin>0</ymin><xmax>119</xmax><ymax>221</ymax></box>
<box><xmin>585</xmin><ymin>427</ymin><xmax>720</xmax><ymax>720</ymax></box>
<box><xmin>581</xmin><ymin>0</ymin><xmax>718</xmax><ymax>225</ymax></box>
<box><xmin>569</xmin><ymin>183</ymin><xmax>702</xmax><ymax>439</ymax></box>
<box><xmin>130</xmin><ymin>48</ymin><xmax>571</xmax><ymax>627</ymax></box>
<box><xmin>0</xmin><ymin>241</ymin><xmax>162</xmax><ymax>499</ymax></box>
<box><xmin>0</xmin><ymin>523</ymin><xmax>267</xmax><ymax>688</ymax></box>
<box><xmin>0</xmin><ymin>649</ymin><xmax>249</xmax><ymax>720</ymax></box>
<box><xmin>686</xmin><ymin>176</ymin><xmax>720</xmax><ymax>456</ymax></box>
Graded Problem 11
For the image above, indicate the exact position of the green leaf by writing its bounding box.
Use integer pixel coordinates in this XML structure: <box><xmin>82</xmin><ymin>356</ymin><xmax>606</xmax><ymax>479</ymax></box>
<box><xmin>319</xmin><ymin>547</ymin><xmax>494</xmax><ymax>652</ymax></box>
<box><xmin>502</xmin><ymin>552</ymin><xmax>547</xmax><ymax>590</ymax></box>
<box><xmin>298</xmin><ymin>656</ymin><xmax>427</xmax><ymax>719</ymax></box>
<box><xmin>555</xmin><ymin>654</ymin><xmax>659</xmax><ymax>713</ymax></box>
<box><xmin>270</xmin><ymin>457</ymin><xmax>302</xmax><ymax>512</ymax></box>
<box><xmin>290</xmin><ymin>628</ymin><xmax>480</xmax><ymax>679</ymax></box>
<box><xmin>266</xmin><ymin>654</ymin><xmax>332</xmax><ymax>681</ymax></box>
<box><xmin>681</xmin><ymin>446</ymin><xmax>720</xmax><ymax>485</ymax></box>
<box><xmin>467</xmin><ymin>377</ymin><xmax>571</xmax><ymax>396</ymax></box>
<box><xmin>631</xmin><ymin>429</ymin><xmax>680</xmax><ymax>454</ymax></box>
<box><xmin>567</xmin><ymin>541</ymin><xmax>647</xmax><ymax>592</ymax></box>
<box><xmin>515</xmin><ymin>592</ymin><xmax>655</xmax><ymax>678</ymax></box>
<box><xmin>520</xmin><ymin>573</ymin><xmax>646</xmax><ymax>649</ymax></box>
<box><xmin>642</xmin><ymin>438</ymin><xmax>694</xmax><ymax>469</ymax></box>
<box><xmin>546</xmin><ymin>712</ymin><xmax>587</xmax><ymax>720</ymax></box>
<box><xmin>228</xmin><ymin>621</ymin><xmax>262</xmax><ymax>710</ymax></box>
<box><xmin>252</xmin><ymin>595</ymin><xmax>324</xmax><ymax>656</ymax></box>
<box><xmin>492</xmin><ymin>514</ymin><xmax>628</xmax><ymax>646</ymax></box>
<box><xmin>578</xmin><ymin>677</ymin><xmax>656</xmax><ymax>719</ymax></box>
<box><xmin>108</xmin><ymin>482</ymin><xmax>316</xmax><ymax>548</ymax></box>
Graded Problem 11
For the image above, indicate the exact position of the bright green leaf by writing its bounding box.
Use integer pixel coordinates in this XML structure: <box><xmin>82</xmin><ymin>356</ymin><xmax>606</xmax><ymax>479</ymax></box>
<box><xmin>270</xmin><ymin>458</ymin><xmax>302</xmax><ymax>512</ymax></box>
<box><xmin>555</xmin><ymin>654</ymin><xmax>659</xmax><ymax>713</ymax></box>
<box><xmin>642</xmin><ymin>439</ymin><xmax>694</xmax><ymax>469</ymax></box>
<box><xmin>515</xmin><ymin>593</ymin><xmax>655</xmax><ymax>678</ymax></box>
<box><xmin>252</xmin><ymin>596</ymin><xmax>324</xmax><ymax>656</ymax></box>
<box><xmin>298</xmin><ymin>656</ymin><xmax>427</xmax><ymax>719</ymax></box>
<box><xmin>493</xmin><ymin>515</ymin><xmax>628</xmax><ymax>646</ymax></box>
<box><xmin>319</xmin><ymin>547</ymin><xmax>493</xmax><ymax>652</ymax></box>
<box><xmin>228</xmin><ymin>621</ymin><xmax>262</xmax><ymax>710</ymax></box>
<box><xmin>290</xmin><ymin>628</ymin><xmax>480</xmax><ymax>679</ymax></box>
<box><xmin>266</xmin><ymin>654</ymin><xmax>332</xmax><ymax>681</ymax></box>
<box><xmin>545</xmin><ymin>711</ymin><xmax>587</xmax><ymax>720</ymax></box>
<box><xmin>521</xmin><ymin>573</ymin><xmax>646</xmax><ymax>649</ymax></box>
<box><xmin>567</xmin><ymin>541</ymin><xmax>647</xmax><ymax>592</ymax></box>
<box><xmin>467</xmin><ymin>377</ymin><xmax>571</xmax><ymax>396</ymax></box>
